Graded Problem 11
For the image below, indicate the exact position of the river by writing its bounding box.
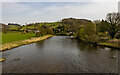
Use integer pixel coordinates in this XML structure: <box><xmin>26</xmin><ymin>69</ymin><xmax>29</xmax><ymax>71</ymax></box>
<box><xmin>2</xmin><ymin>36</ymin><xmax>119</xmax><ymax>73</ymax></box>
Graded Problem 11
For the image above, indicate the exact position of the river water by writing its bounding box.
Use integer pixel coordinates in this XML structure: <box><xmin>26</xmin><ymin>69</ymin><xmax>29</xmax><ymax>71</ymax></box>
<box><xmin>2</xmin><ymin>36</ymin><xmax>119</xmax><ymax>73</ymax></box>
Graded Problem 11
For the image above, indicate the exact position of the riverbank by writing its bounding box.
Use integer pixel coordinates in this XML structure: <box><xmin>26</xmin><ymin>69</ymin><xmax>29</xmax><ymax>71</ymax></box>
<box><xmin>77</xmin><ymin>38</ymin><xmax>120</xmax><ymax>50</ymax></box>
<box><xmin>0</xmin><ymin>35</ymin><xmax>53</xmax><ymax>51</ymax></box>
<box><xmin>98</xmin><ymin>42</ymin><xmax>120</xmax><ymax>49</ymax></box>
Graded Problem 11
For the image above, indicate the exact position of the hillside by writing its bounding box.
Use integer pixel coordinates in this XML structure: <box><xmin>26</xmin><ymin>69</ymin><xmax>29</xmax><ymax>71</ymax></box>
<box><xmin>62</xmin><ymin>18</ymin><xmax>92</xmax><ymax>25</ymax></box>
<box><xmin>61</xmin><ymin>18</ymin><xmax>92</xmax><ymax>32</ymax></box>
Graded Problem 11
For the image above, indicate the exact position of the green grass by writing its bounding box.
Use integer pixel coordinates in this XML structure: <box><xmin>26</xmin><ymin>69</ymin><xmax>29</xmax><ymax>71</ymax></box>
<box><xmin>0</xmin><ymin>32</ymin><xmax>2</xmax><ymax>44</ymax></box>
<box><xmin>21</xmin><ymin>26</ymin><xmax>35</xmax><ymax>30</ymax></box>
<box><xmin>2</xmin><ymin>22</ymin><xmax>60</xmax><ymax>44</ymax></box>
<box><xmin>8</xmin><ymin>25</ymin><xmax>19</xmax><ymax>30</ymax></box>
<box><xmin>20</xmin><ymin>22</ymin><xmax>59</xmax><ymax>30</ymax></box>
<box><xmin>1</xmin><ymin>35</ymin><xmax>53</xmax><ymax>51</ymax></box>
<box><xmin>2</xmin><ymin>31</ymin><xmax>36</xmax><ymax>44</ymax></box>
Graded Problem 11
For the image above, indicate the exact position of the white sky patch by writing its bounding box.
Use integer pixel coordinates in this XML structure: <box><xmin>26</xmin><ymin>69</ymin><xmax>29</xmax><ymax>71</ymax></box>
<box><xmin>0</xmin><ymin>2</ymin><xmax>2</xmax><ymax>23</ymax></box>
<box><xmin>1</xmin><ymin>2</ymin><xmax>118</xmax><ymax>25</ymax></box>
<box><xmin>39</xmin><ymin>2</ymin><xmax>118</xmax><ymax>20</ymax></box>
<box><xmin>1</xmin><ymin>0</ymin><xmax>120</xmax><ymax>2</ymax></box>
<box><xmin>2</xmin><ymin>2</ymin><xmax>31</xmax><ymax>13</ymax></box>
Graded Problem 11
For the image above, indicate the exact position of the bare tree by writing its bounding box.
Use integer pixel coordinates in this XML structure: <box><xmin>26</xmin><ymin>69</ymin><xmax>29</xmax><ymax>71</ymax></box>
<box><xmin>106</xmin><ymin>12</ymin><xmax>120</xmax><ymax>39</ymax></box>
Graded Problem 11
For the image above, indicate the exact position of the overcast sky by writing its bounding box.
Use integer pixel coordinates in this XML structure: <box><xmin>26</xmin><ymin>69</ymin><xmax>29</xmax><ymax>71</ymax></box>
<box><xmin>1</xmin><ymin>0</ymin><xmax>119</xmax><ymax>25</ymax></box>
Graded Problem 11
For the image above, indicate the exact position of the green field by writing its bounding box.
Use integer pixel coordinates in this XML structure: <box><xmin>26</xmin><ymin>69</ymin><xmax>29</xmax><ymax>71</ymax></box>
<box><xmin>8</xmin><ymin>25</ymin><xmax>19</xmax><ymax>30</ymax></box>
<box><xmin>2</xmin><ymin>31</ymin><xmax>36</xmax><ymax>44</ymax></box>
<box><xmin>0</xmin><ymin>32</ymin><xmax>2</xmax><ymax>44</ymax></box>
<box><xmin>20</xmin><ymin>23</ymin><xmax>59</xmax><ymax>30</ymax></box>
<box><xmin>1</xmin><ymin>22</ymin><xmax>60</xmax><ymax>44</ymax></box>
<box><xmin>7</xmin><ymin>22</ymin><xmax>60</xmax><ymax>31</ymax></box>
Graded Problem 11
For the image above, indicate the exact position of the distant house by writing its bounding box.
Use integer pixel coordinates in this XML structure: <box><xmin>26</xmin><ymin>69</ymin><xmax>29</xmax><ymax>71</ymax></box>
<box><xmin>25</xmin><ymin>29</ymin><xmax>40</xmax><ymax>33</ymax></box>
<box><xmin>34</xmin><ymin>30</ymin><xmax>40</xmax><ymax>33</ymax></box>
<box><xmin>28</xmin><ymin>30</ymin><xmax>33</xmax><ymax>32</ymax></box>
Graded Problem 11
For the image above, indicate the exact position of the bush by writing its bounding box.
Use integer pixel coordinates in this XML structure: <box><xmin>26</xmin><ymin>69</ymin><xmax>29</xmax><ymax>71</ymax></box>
<box><xmin>46</xmin><ymin>28</ymin><xmax>54</xmax><ymax>34</ymax></box>
<box><xmin>76</xmin><ymin>29</ymin><xmax>86</xmax><ymax>40</ymax></box>
<box><xmin>36</xmin><ymin>27</ymin><xmax>47</xmax><ymax>37</ymax></box>
<box><xmin>36</xmin><ymin>31</ymin><xmax>47</xmax><ymax>37</ymax></box>
<box><xmin>35</xmin><ymin>27</ymin><xmax>54</xmax><ymax>37</ymax></box>
<box><xmin>76</xmin><ymin>22</ymin><xmax>99</xmax><ymax>43</ymax></box>
<box><xmin>84</xmin><ymin>22</ymin><xmax>96</xmax><ymax>37</ymax></box>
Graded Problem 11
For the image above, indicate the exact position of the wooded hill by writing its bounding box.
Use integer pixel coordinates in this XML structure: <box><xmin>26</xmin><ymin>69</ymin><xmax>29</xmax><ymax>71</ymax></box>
<box><xmin>61</xmin><ymin>18</ymin><xmax>92</xmax><ymax>32</ymax></box>
<box><xmin>62</xmin><ymin>18</ymin><xmax>92</xmax><ymax>25</ymax></box>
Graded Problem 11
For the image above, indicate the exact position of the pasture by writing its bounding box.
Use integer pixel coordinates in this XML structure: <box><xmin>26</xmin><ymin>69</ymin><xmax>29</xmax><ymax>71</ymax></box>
<box><xmin>2</xmin><ymin>31</ymin><xmax>36</xmax><ymax>44</ymax></box>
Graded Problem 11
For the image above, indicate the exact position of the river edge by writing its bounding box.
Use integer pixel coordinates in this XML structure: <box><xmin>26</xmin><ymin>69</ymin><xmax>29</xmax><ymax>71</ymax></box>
<box><xmin>0</xmin><ymin>35</ymin><xmax>54</xmax><ymax>52</ymax></box>
<box><xmin>77</xmin><ymin>38</ymin><xmax>120</xmax><ymax>50</ymax></box>
<box><xmin>1</xmin><ymin>35</ymin><xmax>119</xmax><ymax>52</ymax></box>
<box><xmin>98</xmin><ymin>43</ymin><xmax>120</xmax><ymax>49</ymax></box>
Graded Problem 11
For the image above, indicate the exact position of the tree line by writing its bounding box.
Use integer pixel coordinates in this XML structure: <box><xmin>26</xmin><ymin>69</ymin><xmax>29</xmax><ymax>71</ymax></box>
<box><xmin>1</xmin><ymin>12</ymin><xmax>120</xmax><ymax>41</ymax></box>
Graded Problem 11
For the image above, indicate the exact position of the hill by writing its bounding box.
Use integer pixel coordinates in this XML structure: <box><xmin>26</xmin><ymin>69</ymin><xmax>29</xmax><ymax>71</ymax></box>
<box><xmin>62</xmin><ymin>18</ymin><xmax>92</xmax><ymax>25</ymax></box>
<box><xmin>61</xmin><ymin>18</ymin><xmax>92</xmax><ymax>32</ymax></box>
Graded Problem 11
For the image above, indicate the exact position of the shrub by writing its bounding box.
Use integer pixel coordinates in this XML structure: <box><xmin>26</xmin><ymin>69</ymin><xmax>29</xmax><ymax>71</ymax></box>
<box><xmin>35</xmin><ymin>27</ymin><xmax>47</xmax><ymax>37</ymax></box>
<box><xmin>76</xmin><ymin>28</ymin><xmax>86</xmax><ymax>40</ymax></box>
<box><xmin>84</xmin><ymin>22</ymin><xmax>96</xmax><ymax>37</ymax></box>
<box><xmin>45</xmin><ymin>28</ymin><xmax>54</xmax><ymax>34</ymax></box>
<box><xmin>76</xmin><ymin>22</ymin><xmax>99</xmax><ymax>43</ymax></box>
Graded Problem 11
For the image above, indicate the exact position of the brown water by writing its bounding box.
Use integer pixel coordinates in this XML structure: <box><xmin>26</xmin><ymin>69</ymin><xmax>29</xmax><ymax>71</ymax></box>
<box><xmin>2</xmin><ymin>36</ymin><xmax>119</xmax><ymax>73</ymax></box>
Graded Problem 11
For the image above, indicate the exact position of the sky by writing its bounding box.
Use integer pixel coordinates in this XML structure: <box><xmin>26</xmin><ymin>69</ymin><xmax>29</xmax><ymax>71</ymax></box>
<box><xmin>1</xmin><ymin>0</ymin><xmax>119</xmax><ymax>25</ymax></box>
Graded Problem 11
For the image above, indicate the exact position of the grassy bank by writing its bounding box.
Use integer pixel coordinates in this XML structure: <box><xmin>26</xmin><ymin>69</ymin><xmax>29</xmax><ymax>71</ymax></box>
<box><xmin>98</xmin><ymin>42</ymin><xmax>120</xmax><ymax>49</ymax></box>
<box><xmin>98</xmin><ymin>38</ymin><xmax>120</xmax><ymax>49</ymax></box>
<box><xmin>77</xmin><ymin>37</ymin><xmax>120</xmax><ymax>49</ymax></box>
<box><xmin>1</xmin><ymin>35</ymin><xmax>53</xmax><ymax>51</ymax></box>
<box><xmin>2</xmin><ymin>31</ymin><xmax>36</xmax><ymax>44</ymax></box>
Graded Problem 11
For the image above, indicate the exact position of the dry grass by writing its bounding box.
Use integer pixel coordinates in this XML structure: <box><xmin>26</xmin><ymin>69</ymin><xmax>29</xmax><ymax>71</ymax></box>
<box><xmin>108</xmin><ymin>39</ymin><xmax>120</xmax><ymax>42</ymax></box>
<box><xmin>0</xmin><ymin>58</ymin><xmax>6</xmax><ymax>62</ymax></box>
<box><xmin>98</xmin><ymin>38</ymin><xmax>120</xmax><ymax>49</ymax></box>
<box><xmin>98</xmin><ymin>42</ymin><xmax>120</xmax><ymax>49</ymax></box>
